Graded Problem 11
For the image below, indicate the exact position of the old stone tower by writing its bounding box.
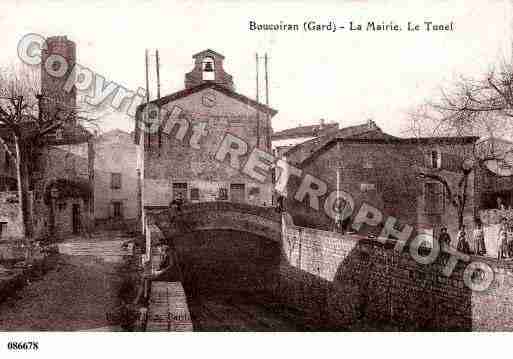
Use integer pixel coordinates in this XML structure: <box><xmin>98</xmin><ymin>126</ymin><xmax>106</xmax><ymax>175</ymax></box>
<box><xmin>41</xmin><ymin>36</ymin><xmax>77</xmax><ymax>119</ymax></box>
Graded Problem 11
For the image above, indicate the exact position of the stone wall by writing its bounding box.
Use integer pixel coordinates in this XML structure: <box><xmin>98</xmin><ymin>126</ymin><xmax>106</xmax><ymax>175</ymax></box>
<box><xmin>280</xmin><ymin>213</ymin><xmax>473</xmax><ymax>330</ymax></box>
<box><xmin>281</xmin><ymin>212</ymin><xmax>513</xmax><ymax>330</ymax></box>
<box><xmin>0</xmin><ymin>191</ymin><xmax>24</xmax><ymax>240</ymax></box>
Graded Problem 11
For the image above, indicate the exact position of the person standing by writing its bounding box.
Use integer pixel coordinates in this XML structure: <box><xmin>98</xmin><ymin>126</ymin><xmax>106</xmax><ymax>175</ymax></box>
<box><xmin>473</xmin><ymin>221</ymin><xmax>486</xmax><ymax>256</ymax></box>
<box><xmin>438</xmin><ymin>227</ymin><xmax>451</xmax><ymax>249</ymax></box>
<box><xmin>457</xmin><ymin>225</ymin><xmax>470</xmax><ymax>254</ymax></box>
<box><xmin>498</xmin><ymin>219</ymin><xmax>509</xmax><ymax>260</ymax></box>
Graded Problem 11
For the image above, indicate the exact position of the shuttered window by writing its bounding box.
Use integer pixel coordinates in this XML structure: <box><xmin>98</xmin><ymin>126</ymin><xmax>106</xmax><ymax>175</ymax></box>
<box><xmin>111</xmin><ymin>173</ymin><xmax>122</xmax><ymax>189</ymax></box>
<box><xmin>441</xmin><ymin>152</ymin><xmax>463</xmax><ymax>172</ymax></box>
<box><xmin>425</xmin><ymin>182</ymin><xmax>445</xmax><ymax>214</ymax></box>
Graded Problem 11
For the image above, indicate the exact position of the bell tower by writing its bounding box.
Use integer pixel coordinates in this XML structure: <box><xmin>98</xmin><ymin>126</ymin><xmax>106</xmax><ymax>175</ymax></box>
<box><xmin>185</xmin><ymin>49</ymin><xmax>234</xmax><ymax>91</ymax></box>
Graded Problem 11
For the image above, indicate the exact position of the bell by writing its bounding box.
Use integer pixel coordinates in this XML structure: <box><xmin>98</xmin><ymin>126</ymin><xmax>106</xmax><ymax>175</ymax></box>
<box><xmin>204</xmin><ymin>62</ymin><xmax>214</xmax><ymax>72</ymax></box>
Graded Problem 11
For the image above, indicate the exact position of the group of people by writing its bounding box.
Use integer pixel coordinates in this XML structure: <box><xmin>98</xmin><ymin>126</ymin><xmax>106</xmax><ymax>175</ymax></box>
<box><xmin>497</xmin><ymin>218</ymin><xmax>513</xmax><ymax>259</ymax></box>
<box><xmin>437</xmin><ymin>222</ymin><xmax>487</xmax><ymax>256</ymax></box>
<box><xmin>439</xmin><ymin>218</ymin><xmax>513</xmax><ymax>260</ymax></box>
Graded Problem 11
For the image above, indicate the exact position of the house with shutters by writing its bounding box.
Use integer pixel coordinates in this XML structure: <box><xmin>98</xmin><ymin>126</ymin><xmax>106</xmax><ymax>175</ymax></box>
<box><xmin>135</xmin><ymin>49</ymin><xmax>277</xmax><ymax>208</ymax></box>
<box><xmin>93</xmin><ymin>129</ymin><xmax>138</xmax><ymax>230</ymax></box>
<box><xmin>282</xmin><ymin>120</ymin><xmax>479</xmax><ymax>239</ymax></box>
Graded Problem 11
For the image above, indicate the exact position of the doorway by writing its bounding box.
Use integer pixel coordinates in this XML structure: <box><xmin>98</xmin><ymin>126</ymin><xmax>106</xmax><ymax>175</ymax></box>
<box><xmin>72</xmin><ymin>204</ymin><xmax>81</xmax><ymax>234</ymax></box>
<box><xmin>230</xmin><ymin>183</ymin><xmax>245</xmax><ymax>203</ymax></box>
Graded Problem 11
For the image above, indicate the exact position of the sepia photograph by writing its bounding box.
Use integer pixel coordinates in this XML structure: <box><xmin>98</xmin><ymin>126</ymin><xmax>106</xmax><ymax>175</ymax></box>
<box><xmin>0</xmin><ymin>0</ymin><xmax>512</xmax><ymax>357</ymax></box>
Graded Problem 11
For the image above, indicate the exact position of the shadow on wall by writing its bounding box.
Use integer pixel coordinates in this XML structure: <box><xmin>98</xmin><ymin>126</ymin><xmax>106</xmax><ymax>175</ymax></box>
<box><xmin>278</xmin><ymin>214</ymin><xmax>473</xmax><ymax>331</ymax></box>
<box><xmin>148</xmin><ymin>206</ymin><xmax>474</xmax><ymax>331</ymax></box>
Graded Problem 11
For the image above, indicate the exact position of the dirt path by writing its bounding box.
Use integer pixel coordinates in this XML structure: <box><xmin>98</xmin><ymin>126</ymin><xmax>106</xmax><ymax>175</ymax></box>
<box><xmin>0</xmin><ymin>251</ymin><xmax>136</xmax><ymax>331</ymax></box>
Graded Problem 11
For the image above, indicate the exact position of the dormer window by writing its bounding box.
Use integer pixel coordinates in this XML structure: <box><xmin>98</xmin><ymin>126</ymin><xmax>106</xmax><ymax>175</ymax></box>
<box><xmin>202</xmin><ymin>57</ymin><xmax>215</xmax><ymax>81</ymax></box>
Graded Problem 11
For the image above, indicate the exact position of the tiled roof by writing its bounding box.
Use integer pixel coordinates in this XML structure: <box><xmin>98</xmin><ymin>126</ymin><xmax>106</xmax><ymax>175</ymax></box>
<box><xmin>283</xmin><ymin>123</ymin><xmax>384</xmax><ymax>163</ymax></box>
<box><xmin>272</xmin><ymin>122</ymin><xmax>339</xmax><ymax>140</ymax></box>
<box><xmin>192</xmin><ymin>49</ymin><xmax>225</xmax><ymax>59</ymax></box>
<box><xmin>284</xmin><ymin>122</ymin><xmax>478</xmax><ymax>166</ymax></box>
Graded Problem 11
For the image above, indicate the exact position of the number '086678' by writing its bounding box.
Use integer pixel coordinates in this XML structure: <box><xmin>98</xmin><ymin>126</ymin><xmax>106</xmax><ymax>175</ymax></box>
<box><xmin>7</xmin><ymin>341</ymin><xmax>39</xmax><ymax>350</ymax></box>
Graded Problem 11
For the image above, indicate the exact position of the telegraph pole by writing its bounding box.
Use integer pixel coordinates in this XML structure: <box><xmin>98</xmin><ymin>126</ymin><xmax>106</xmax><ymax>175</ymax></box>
<box><xmin>256</xmin><ymin>53</ymin><xmax>260</xmax><ymax>148</ymax></box>
<box><xmin>156</xmin><ymin>49</ymin><xmax>162</xmax><ymax>148</ymax></box>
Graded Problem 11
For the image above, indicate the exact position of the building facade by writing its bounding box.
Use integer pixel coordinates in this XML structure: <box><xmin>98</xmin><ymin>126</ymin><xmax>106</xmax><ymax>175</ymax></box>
<box><xmin>93</xmin><ymin>129</ymin><xmax>138</xmax><ymax>229</ymax></box>
<box><xmin>283</xmin><ymin>121</ymin><xmax>478</xmax><ymax>239</ymax></box>
<box><xmin>137</xmin><ymin>49</ymin><xmax>277</xmax><ymax>209</ymax></box>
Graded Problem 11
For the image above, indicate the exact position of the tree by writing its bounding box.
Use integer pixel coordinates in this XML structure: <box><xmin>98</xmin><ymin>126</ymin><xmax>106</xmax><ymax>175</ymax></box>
<box><xmin>407</xmin><ymin>56</ymin><xmax>513</xmax><ymax>230</ymax></box>
<box><xmin>0</xmin><ymin>64</ymin><xmax>96</xmax><ymax>239</ymax></box>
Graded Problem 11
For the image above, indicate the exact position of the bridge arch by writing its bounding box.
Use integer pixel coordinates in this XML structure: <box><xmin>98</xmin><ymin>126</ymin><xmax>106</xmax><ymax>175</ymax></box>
<box><xmin>146</xmin><ymin>201</ymin><xmax>282</xmax><ymax>242</ymax></box>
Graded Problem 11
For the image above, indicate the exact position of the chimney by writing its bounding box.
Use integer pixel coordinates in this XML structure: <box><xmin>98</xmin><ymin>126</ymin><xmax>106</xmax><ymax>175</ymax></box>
<box><xmin>319</xmin><ymin>118</ymin><xmax>325</xmax><ymax>130</ymax></box>
<box><xmin>367</xmin><ymin>118</ymin><xmax>376</xmax><ymax>129</ymax></box>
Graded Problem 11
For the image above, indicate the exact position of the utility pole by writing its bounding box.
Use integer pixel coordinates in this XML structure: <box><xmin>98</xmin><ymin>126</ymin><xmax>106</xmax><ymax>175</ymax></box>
<box><xmin>256</xmin><ymin>53</ymin><xmax>260</xmax><ymax>149</ymax></box>
<box><xmin>264</xmin><ymin>53</ymin><xmax>270</xmax><ymax>151</ymax></box>
<box><xmin>145</xmin><ymin>49</ymin><xmax>151</xmax><ymax>149</ymax></box>
<box><xmin>156</xmin><ymin>49</ymin><xmax>162</xmax><ymax>149</ymax></box>
<box><xmin>335</xmin><ymin>141</ymin><xmax>343</xmax><ymax>232</ymax></box>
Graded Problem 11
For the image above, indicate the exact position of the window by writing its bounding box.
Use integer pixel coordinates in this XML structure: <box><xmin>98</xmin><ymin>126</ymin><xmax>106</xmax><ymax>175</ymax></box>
<box><xmin>360</xmin><ymin>183</ymin><xmax>376</xmax><ymax>192</ymax></box>
<box><xmin>55</xmin><ymin>128</ymin><xmax>64</xmax><ymax>140</ymax></box>
<box><xmin>428</xmin><ymin>150</ymin><xmax>441</xmax><ymax>169</ymax></box>
<box><xmin>363</xmin><ymin>157</ymin><xmax>373</xmax><ymax>169</ymax></box>
<box><xmin>248</xmin><ymin>187</ymin><xmax>260</xmax><ymax>196</ymax></box>
<box><xmin>230</xmin><ymin>183</ymin><xmax>246</xmax><ymax>203</ymax></box>
<box><xmin>111</xmin><ymin>173</ymin><xmax>122</xmax><ymax>189</ymax></box>
<box><xmin>190</xmin><ymin>188</ymin><xmax>200</xmax><ymax>201</ymax></box>
<box><xmin>0</xmin><ymin>221</ymin><xmax>7</xmax><ymax>238</ymax></box>
<box><xmin>172</xmin><ymin>182</ymin><xmax>187</xmax><ymax>201</ymax></box>
<box><xmin>218</xmin><ymin>187</ymin><xmax>228</xmax><ymax>201</ymax></box>
<box><xmin>4</xmin><ymin>152</ymin><xmax>9</xmax><ymax>171</ymax></box>
<box><xmin>112</xmin><ymin>201</ymin><xmax>122</xmax><ymax>218</ymax></box>
<box><xmin>425</xmin><ymin>182</ymin><xmax>445</xmax><ymax>214</ymax></box>
<box><xmin>248</xmin><ymin>187</ymin><xmax>260</xmax><ymax>201</ymax></box>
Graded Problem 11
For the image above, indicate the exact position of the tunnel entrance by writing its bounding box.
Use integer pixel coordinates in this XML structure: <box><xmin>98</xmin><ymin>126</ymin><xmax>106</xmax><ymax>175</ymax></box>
<box><xmin>171</xmin><ymin>229</ymin><xmax>307</xmax><ymax>331</ymax></box>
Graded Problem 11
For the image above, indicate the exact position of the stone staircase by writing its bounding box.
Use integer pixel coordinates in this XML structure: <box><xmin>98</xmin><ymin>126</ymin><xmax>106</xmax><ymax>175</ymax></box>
<box><xmin>57</xmin><ymin>239</ymin><xmax>133</xmax><ymax>262</ymax></box>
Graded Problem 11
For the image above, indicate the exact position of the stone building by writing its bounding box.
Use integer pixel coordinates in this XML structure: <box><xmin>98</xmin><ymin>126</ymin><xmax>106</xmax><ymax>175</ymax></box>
<box><xmin>93</xmin><ymin>129</ymin><xmax>138</xmax><ymax>229</ymax></box>
<box><xmin>136</xmin><ymin>49</ymin><xmax>277</xmax><ymax>208</ymax></box>
<box><xmin>474</xmin><ymin>137</ymin><xmax>513</xmax><ymax>209</ymax></box>
<box><xmin>0</xmin><ymin>35</ymin><xmax>94</xmax><ymax>241</ymax></box>
<box><xmin>31</xmin><ymin>125</ymin><xmax>93</xmax><ymax>239</ymax></box>
<box><xmin>283</xmin><ymin>120</ymin><xmax>478</xmax><ymax>239</ymax></box>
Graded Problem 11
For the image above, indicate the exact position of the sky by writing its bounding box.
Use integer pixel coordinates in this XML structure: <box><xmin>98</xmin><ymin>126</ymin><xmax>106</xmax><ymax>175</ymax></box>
<box><xmin>0</xmin><ymin>0</ymin><xmax>511</xmax><ymax>136</ymax></box>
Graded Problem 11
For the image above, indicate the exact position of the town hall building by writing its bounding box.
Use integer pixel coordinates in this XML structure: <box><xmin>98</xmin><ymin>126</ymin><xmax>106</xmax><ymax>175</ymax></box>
<box><xmin>136</xmin><ymin>49</ymin><xmax>278</xmax><ymax>209</ymax></box>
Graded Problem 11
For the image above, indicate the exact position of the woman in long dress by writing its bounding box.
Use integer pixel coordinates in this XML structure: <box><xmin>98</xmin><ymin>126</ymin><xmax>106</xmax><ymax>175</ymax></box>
<box><xmin>498</xmin><ymin>220</ymin><xmax>509</xmax><ymax>260</ymax></box>
<box><xmin>457</xmin><ymin>225</ymin><xmax>470</xmax><ymax>254</ymax></box>
<box><xmin>473</xmin><ymin>221</ymin><xmax>486</xmax><ymax>256</ymax></box>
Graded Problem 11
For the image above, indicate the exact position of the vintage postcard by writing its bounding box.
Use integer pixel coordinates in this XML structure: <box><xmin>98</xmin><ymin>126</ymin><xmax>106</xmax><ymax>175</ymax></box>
<box><xmin>0</xmin><ymin>0</ymin><xmax>511</xmax><ymax>357</ymax></box>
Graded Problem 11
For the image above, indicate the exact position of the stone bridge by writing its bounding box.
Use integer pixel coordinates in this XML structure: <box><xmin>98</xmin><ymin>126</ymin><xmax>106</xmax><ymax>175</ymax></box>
<box><xmin>145</xmin><ymin>201</ymin><xmax>282</xmax><ymax>242</ymax></box>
